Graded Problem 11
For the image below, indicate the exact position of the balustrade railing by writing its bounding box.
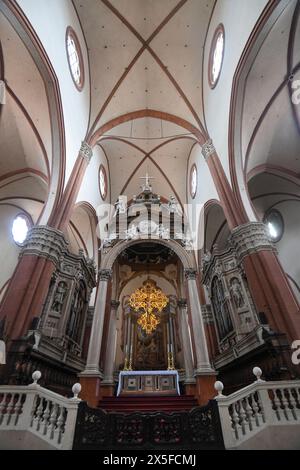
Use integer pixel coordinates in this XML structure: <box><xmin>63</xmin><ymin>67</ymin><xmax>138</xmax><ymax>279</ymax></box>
<box><xmin>0</xmin><ymin>371</ymin><xmax>81</xmax><ymax>449</ymax></box>
<box><xmin>214</xmin><ymin>367</ymin><xmax>300</xmax><ymax>448</ymax></box>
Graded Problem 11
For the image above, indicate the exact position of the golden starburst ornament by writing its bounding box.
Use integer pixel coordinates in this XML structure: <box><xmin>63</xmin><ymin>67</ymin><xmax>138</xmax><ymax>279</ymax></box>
<box><xmin>129</xmin><ymin>280</ymin><xmax>169</xmax><ymax>334</ymax></box>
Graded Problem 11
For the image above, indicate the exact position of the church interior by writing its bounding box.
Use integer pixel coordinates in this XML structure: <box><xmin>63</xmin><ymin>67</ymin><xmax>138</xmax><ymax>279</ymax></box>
<box><xmin>0</xmin><ymin>0</ymin><xmax>300</xmax><ymax>451</ymax></box>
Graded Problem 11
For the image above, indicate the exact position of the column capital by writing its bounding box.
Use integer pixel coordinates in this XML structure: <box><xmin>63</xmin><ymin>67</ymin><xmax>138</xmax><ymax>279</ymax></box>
<box><xmin>184</xmin><ymin>268</ymin><xmax>198</xmax><ymax>280</ymax></box>
<box><xmin>230</xmin><ymin>222</ymin><xmax>276</xmax><ymax>262</ymax></box>
<box><xmin>79</xmin><ymin>141</ymin><xmax>93</xmax><ymax>164</ymax></box>
<box><xmin>20</xmin><ymin>225</ymin><xmax>68</xmax><ymax>266</ymax></box>
<box><xmin>111</xmin><ymin>300</ymin><xmax>120</xmax><ymax>309</ymax></box>
<box><xmin>201</xmin><ymin>138</ymin><xmax>216</xmax><ymax>161</ymax></box>
<box><xmin>177</xmin><ymin>298</ymin><xmax>187</xmax><ymax>308</ymax></box>
<box><xmin>98</xmin><ymin>269</ymin><xmax>112</xmax><ymax>281</ymax></box>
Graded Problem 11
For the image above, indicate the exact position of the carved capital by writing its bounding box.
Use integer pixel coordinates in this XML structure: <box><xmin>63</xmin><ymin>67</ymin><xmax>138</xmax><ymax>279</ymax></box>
<box><xmin>184</xmin><ymin>268</ymin><xmax>198</xmax><ymax>280</ymax></box>
<box><xmin>111</xmin><ymin>300</ymin><xmax>120</xmax><ymax>309</ymax></box>
<box><xmin>201</xmin><ymin>139</ymin><xmax>216</xmax><ymax>160</ymax></box>
<box><xmin>79</xmin><ymin>141</ymin><xmax>93</xmax><ymax>164</ymax></box>
<box><xmin>177</xmin><ymin>298</ymin><xmax>187</xmax><ymax>309</ymax></box>
<box><xmin>20</xmin><ymin>226</ymin><xmax>68</xmax><ymax>266</ymax></box>
<box><xmin>98</xmin><ymin>269</ymin><xmax>112</xmax><ymax>281</ymax></box>
<box><xmin>230</xmin><ymin>222</ymin><xmax>276</xmax><ymax>262</ymax></box>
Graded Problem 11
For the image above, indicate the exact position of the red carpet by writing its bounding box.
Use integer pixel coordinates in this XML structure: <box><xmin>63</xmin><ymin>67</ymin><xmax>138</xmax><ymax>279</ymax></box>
<box><xmin>99</xmin><ymin>395</ymin><xmax>198</xmax><ymax>413</ymax></box>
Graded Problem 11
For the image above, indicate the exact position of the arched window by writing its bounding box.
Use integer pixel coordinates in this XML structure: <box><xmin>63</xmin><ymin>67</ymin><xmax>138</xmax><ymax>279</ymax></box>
<box><xmin>208</xmin><ymin>24</ymin><xmax>225</xmax><ymax>88</ymax></box>
<box><xmin>99</xmin><ymin>164</ymin><xmax>108</xmax><ymax>200</ymax></box>
<box><xmin>190</xmin><ymin>164</ymin><xmax>197</xmax><ymax>199</ymax></box>
<box><xmin>264</xmin><ymin>209</ymin><xmax>284</xmax><ymax>243</ymax></box>
<box><xmin>12</xmin><ymin>214</ymin><xmax>31</xmax><ymax>246</ymax></box>
<box><xmin>66</xmin><ymin>27</ymin><xmax>84</xmax><ymax>91</ymax></box>
<box><xmin>211</xmin><ymin>276</ymin><xmax>233</xmax><ymax>340</ymax></box>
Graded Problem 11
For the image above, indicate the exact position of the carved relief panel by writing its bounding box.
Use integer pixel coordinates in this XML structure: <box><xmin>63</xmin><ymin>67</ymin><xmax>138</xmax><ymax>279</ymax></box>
<box><xmin>40</xmin><ymin>250</ymin><xmax>96</xmax><ymax>356</ymax></box>
<box><xmin>202</xmin><ymin>247</ymin><xmax>258</xmax><ymax>351</ymax></box>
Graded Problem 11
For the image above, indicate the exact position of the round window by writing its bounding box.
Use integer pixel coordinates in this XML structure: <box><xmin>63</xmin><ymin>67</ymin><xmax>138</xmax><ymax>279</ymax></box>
<box><xmin>190</xmin><ymin>164</ymin><xmax>197</xmax><ymax>199</ymax></box>
<box><xmin>264</xmin><ymin>209</ymin><xmax>284</xmax><ymax>243</ymax></box>
<box><xmin>12</xmin><ymin>214</ymin><xmax>31</xmax><ymax>246</ymax></box>
<box><xmin>208</xmin><ymin>24</ymin><xmax>225</xmax><ymax>88</ymax></box>
<box><xmin>66</xmin><ymin>26</ymin><xmax>84</xmax><ymax>91</ymax></box>
<box><xmin>99</xmin><ymin>164</ymin><xmax>108</xmax><ymax>200</ymax></box>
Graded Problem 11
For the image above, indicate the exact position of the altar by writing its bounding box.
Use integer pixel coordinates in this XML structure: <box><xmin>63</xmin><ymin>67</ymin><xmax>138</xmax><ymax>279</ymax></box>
<box><xmin>117</xmin><ymin>370</ymin><xmax>180</xmax><ymax>396</ymax></box>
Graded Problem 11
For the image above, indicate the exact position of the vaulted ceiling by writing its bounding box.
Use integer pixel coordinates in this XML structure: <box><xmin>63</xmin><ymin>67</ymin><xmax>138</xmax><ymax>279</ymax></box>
<box><xmin>243</xmin><ymin>0</ymin><xmax>300</xmax><ymax>184</ymax></box>
<box><xmin>73</xmin><ymin>0</ymin><xmax>215</xmax><ymax>205</ymax></box>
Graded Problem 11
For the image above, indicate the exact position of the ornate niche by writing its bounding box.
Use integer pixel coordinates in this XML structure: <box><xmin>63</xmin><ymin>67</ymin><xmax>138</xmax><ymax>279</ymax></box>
<box><xmin>39</xmin><ymin>249</ymin><xmax>96</xmax><ymax>357</ymax></box>
<box><xmin>202</xmin><ymin>246</ymin><xmax>259</xmax><ymax>352</ymax></box>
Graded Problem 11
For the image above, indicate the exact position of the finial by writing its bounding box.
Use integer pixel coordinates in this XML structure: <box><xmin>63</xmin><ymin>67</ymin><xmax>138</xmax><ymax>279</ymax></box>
<box><xmin>214</xmin><ymin>380</ymin><xmax>225</xmax><ymax>397</ymax></box>
<box><xmin>253</xmin><ymin>366</ymin><xmax>264</xmax><ymax>382</ymax></box>
<box><xmin>32</xmin><ymin>370</ymin><xmax>42</xmax><ymax>385</ymax></box>
<box><xmin>72</xmin><ymin>383</ymin><xmax>82</xmax><ymax>399</ymax></box>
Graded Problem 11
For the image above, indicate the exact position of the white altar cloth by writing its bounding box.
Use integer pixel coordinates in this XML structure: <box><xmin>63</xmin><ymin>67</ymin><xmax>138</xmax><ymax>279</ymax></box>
<box><xmin>117</xmin><ymin>370</ymin><xmax>180</xmax><ymax>396</ymax></box>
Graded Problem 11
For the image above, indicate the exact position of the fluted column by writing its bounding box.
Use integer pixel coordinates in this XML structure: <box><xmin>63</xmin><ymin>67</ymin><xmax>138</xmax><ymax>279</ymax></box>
<box><xmin>184</xmin><ymin>269</ymin><xmax>215</xmax><ymax>374</ymax></box>
<box><xmin>82</xmin><ymin>269</ymin><xmax>112</xmax><ymax>375</ymax></box>
<box><xmin>177</xmin><ymin>299</ymin><xmax>195</xmax><ymax>383</ymax></box>
<box><xmin>103</xmin><ymin>300</ymin><xmax>120</xmax><ymax>383</ymax></box>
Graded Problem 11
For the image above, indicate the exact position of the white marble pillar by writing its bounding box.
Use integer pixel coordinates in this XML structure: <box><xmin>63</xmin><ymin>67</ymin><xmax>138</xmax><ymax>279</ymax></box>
<box><xmin>103</xmin><ymin>300</ymin><xmax>120</xmax><ymax>383</ymax></box>
<box><xmin>184</xmin><ymin>269</ymin><xmax>215</xmax><ymax>374</ymax></box>
<box><xmin>178</xmin><ymin>299</ymin><xmax>195</xmax><ymax>382</ymax></box>
<box><xmin>82</xmin><ymin>269</ymin><xmax>112</xmax><ymax>375</ymax></box>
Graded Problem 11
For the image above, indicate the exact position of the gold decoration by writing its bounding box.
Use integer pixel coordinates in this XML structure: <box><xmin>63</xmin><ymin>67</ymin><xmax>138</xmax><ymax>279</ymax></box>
<box><xmin>129</xmin><ymin>280</ymin><xmax>169</xmax><ymax>335</ymax></box>
<box><xmin>167</xmin><ymin>352</ymin><xmax>175</xmax><ymax>370</ymax></box>
<box><xmin>123</xmin><ymin>356</ymin><xmax>132</xmax><ymax>371</ymax></box>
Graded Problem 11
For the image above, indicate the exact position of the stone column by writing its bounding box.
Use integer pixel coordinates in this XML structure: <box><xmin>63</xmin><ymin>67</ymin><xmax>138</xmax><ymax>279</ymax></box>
<box><xmin>177</xmin><ymin>299</ymin><xmax>195</xmax><ymax>387</ymax></box>
<box><xmin>0</xmin><ymin>226</ymin><xmax>68</xmax><ymax>340</ymax></box>
<box><xmin>101</xmin><ymin>300</ymin><xmax>120</xmax><ymax>396</ymax></box>
<box><xmin>230</xmin><ymin>222</ymin><xmax>300</xmax><ymax>342</ymax></box>
<box><xmin>79</xmin><ymin>269</ymin><xmax>112</xmax><ymax>406</ymax></box>
<box><xmin>201</xmin><ymin>137</ymin><xmax>300</xmax><ymax>343</ymax></box>
<box><xmin>49</xmin><ymin>141</ymin><xmax>93</xmax><ymax>231</ymax></box>
<box><xmin>0</xmin><ymin>142</ymin><xmax>93</xmax><ymax>342</ymax></box>
<box><xmin>185</xmin><ymin>269</ymin><xmax>214</xmax><ymax>373</ymax></box>
<box><xmin>83</xmin><ymin>269</ymin><xmax>112</xmax><ymax>374</ymax></box>
<box><xmin>123</xmin><ymin>309</ymin><xmax>132</xmax><ymax>370</ymax></box>
<box><xmin>185</xmin><ymin>269</ymin><xmax>217</xmax><ymax>405</ymax></box>
<box><xmin>201</xmin><ymin>139</ymin><xmax>246</xmax><ymax>230</ymax></box>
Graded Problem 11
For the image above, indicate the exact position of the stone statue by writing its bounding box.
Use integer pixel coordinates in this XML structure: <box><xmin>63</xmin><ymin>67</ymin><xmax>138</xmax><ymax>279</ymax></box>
<box><xmin>167</xmin><ymin>196</ymin><xmax>181</xmax><ymax>215</ymax></box>
<box><xmin>51</xmin><ymin>282</ymin><xmax>67</xmax><ymax>313</ymax></box>
<box><xmin>203</xmin><ymin>250</ymin><xmax>212</xmax><ymax>264</ymax></box>
<box><xmin>125</xmin><ymin>223</ymin><xmax>139</xmax><ymax>240</ymax></box>
<box><xmin>156</xmin><ymin>223</ymin><xmax>169</xmax><ymax>239</ymax></box>
<box><xmin>230</xmin><ymin>278</ymin><xmax>245</xmax><ymax>309</ymax></box>
<box><xmin>113</xmin><ymin>197</ymin><xmax>127</xmax><ymax>217</ymax></box>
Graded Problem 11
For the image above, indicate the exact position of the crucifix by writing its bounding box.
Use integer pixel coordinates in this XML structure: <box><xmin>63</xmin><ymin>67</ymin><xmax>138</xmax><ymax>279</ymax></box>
<box><xmin>140</xmin><ymin>172</ymin><xmax>155</xmax><ymax>191</ymax></box>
